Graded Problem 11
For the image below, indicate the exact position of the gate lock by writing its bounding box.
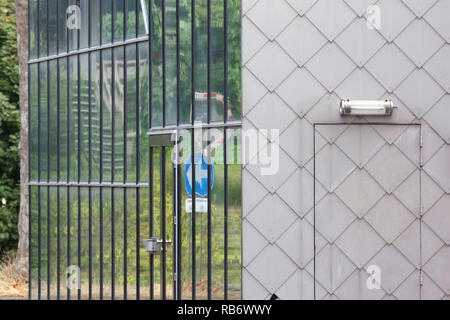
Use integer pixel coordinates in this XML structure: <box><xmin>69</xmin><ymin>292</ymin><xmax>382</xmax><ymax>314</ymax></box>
<box><xmin>142</xmin><ymin>238</ymin><xmax>172</xmax><ymax>255</ymax></box>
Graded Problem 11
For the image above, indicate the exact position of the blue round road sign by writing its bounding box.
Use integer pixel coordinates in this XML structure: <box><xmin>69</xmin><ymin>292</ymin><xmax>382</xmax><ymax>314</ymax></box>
<box><xmin>184</xmin><ymin>152</ymin><xmax>214</xmax><ymax>197</ymax></box>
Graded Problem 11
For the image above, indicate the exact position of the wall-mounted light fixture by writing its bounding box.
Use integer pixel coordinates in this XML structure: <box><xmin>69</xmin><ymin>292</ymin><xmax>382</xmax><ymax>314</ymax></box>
<box><xmin>340</xmin><ymin>100</ymin><xmax>395</xmax><ymax>116</ymax></box>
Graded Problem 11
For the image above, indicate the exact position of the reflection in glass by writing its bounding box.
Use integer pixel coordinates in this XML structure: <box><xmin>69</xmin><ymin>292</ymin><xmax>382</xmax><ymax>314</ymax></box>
<box><xmin>30</xmin><ymin>64</ymin><xmax>39</xmax><ymax>181</ymax></box>
<box><xmin>58</xmin><ymin>0</ymin><xmax>68</xmax><ymax>54</ymax></box>
<box><xmin>138</xmin><ymin>42</ymin><xmax>149</xmax><ymax>183</ymax></box>
<box><xmin>68</xmin><ymin>56</ymin><xmax>78</xmax><ymax>182</ymax></box>
<box><xmin>91</xmin><ymin>52</ymin><xmax>101</xmax><ymax>182</ymax></box>
<box><xmin>59</xmin><ymin>59</ymin><xmax>68</xmax><ymax>181</ymax></box>
<box><xmin>48</xmin><ymin>0</ymin><xmax>58</xmax><ymax>56</ymax></box>
<box><xmin>39</xmin><ymin>62</ymin><xmax>48</xmax><ymax>181</ymax></box>
<box><xmin>90</xmin><ymin>0</ymin><xmax>101</xmax><ymax>47</ymax></box>
<box><xmin>68</xmin><ymin>0</ymin><xmax>78</xmax><ymax>51</ymax></box>
<box><xmin>102</xmin><ymin>49</ymin><xmax>113</xmax><ymax>182</ymax></box>
<box><xmin>79</xmin><ymin>54</ymin><xmax>89</xmax><ymax>182</ymax></box>
<box><xmin>113</xmin><ymin>47</ymin><xmax>125</xmax><ymax>182</ymax></box>
<box><xmin>113</xmin><ymin>0</ymin><xmax>125</xmax><ymax>42</ymax></box>
<box><xmin>49</xmin><ymin>60</ymin><xmax>58</xmax><ymax>181</ymax></box>
<box><xmin>39</xmin><ymin>0</ymin><xmax>48</xmax><ymax>57</ymax></box>
<box><xmin>29</xmin><ymin>0</ymin><xmax>38</xmax><ymax>59</ymax></box>
<box><xmin>102</xmin><ymin>0</ymin><xmax>112</xmax><ymax>44</ymax></box>
<box><xmin>126</xmin><ymin>44</ymin><xmax>137</xmax><ymax>183</ymax></box>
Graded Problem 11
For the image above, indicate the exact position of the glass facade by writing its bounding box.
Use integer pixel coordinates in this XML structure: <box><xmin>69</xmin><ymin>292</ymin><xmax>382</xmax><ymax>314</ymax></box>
<box><xmin>28</xmin><ymin>0</ymin><xmax>241</xmax><ymax>300</ymax></box>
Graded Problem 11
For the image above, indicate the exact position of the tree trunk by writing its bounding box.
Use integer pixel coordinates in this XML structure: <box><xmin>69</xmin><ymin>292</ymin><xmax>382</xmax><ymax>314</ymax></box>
<box><xmin>14</xmin><ymin>0</ymin><xmax>29</xmax><ymax>278</ymax></box>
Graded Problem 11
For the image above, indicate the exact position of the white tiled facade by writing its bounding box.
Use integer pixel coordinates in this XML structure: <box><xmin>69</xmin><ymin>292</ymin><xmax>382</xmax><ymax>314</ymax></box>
<box><xmin>242</xmin><ymin>0</ymin><xmax>450</xmax><ymax>300</ymax></box>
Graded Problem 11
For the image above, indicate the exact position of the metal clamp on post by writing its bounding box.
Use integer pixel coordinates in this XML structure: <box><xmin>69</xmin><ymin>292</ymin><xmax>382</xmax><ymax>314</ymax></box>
<box><xmin>142</xmin><ymin>238</ymin><xmax>172</xmax><ymax>255</ymax></box>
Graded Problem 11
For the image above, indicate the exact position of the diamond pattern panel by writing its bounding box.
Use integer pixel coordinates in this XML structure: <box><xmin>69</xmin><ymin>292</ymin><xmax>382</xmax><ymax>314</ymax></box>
<box><xmin>243</xmin><ymin>0</ymin><xmax>450</xmax><ymax>300</ymax></box>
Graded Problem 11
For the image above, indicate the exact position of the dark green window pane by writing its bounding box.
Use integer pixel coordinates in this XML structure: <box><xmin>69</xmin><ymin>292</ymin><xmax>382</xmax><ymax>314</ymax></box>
<box><xmin>39</xmin><ymin>0</ymin><xmax>48</xmax><ymax>57</ymax></box>
<box><xmin>29</xmin><ymin>0</ymin><xmax>38</xmax><ymax>59</ymax></box>
<box><xmin>126</xmin><ymin>44</ymin><xmax>137</xmax><ymax>183</ymax></box>
<box><xmin>59</xmin><ymin>59</ymin><xmax>68</xmax><ymax>182</ymax></box>
<box><xmin>227</xmin><ymin>0</ymin><xmax>241</xmax><ymax>121</ymax></box>
<box><xmin>102</xmin><ymin>49</ymin><xmax>113</xmax><ymax>182</ymax></box>
<box><xmin>138</xmin><ymin>42</ymin><xmax>149</xmax><ymax>183</ymax></box>
<box><xmin>150</xmin><ymin>0</ymin><xmax>162</xmax><ymax>127</ymax></box>
<box><xmin>49</xmin><ymin>60</ymin><xmax>58</xmax><ymax>181</ymax></box>
<box><xmin>179</xmin><ymin>0</ymin><xmax>192</xmax><ymax>125</ymax></box>
<box><xmin>91</xmin><ymin>52</ymin><xmax>101</xmax><ymax>182</ymax></box>
<box><xmin>194</xmin><ymin>0</ymin><xmax>208</xmax><ymax>124</ymax></box>
<box><xmin>68</xmin><ymin>0</ymin><xmax>78</xmax><ymax>51</ymax></box>
<box><xmin>68</xmin><ymin>56</ymin><xmax>78</xmax><ymax>181</ymax></box>
<box><xmin>39</xmin><ymin>62</ymin><xmax>48</xmax><ymax>181</ymax></box>
<box><xmin>30</xmin><ymin>64</ymin><xmax>39</xmax><ymax>181</ymax></box>
<box><xmin>80</xmin><ymin>0</ymin><xmax>89</xmax><ymax>49</ymax></box>
<box><xmin>210</xmin><ymin>0</ymin><xmax>225</xmax><ymax>123</ymax></box>
<box><xmin>90</xmin><ymin>0</ymin><xmax>101</xmax><ymax>47</ymax></box>
<box><xmin>125</xmin><ymin>0</ymin><xmax>137</xmax><ymax>39</ymax></box>
<box><xmin>113</xmin><ymin>47</ymin><xmax>125</xmax><ymax>182</ymax></box>
<box><xmin>58</xmin><ymin>0</ymin><xmax>68</xmax><ymax>53</ymax></box>
<box><xmin>79</xmin><ymin>54</ymin><xmax>89</xmax><ymax>182</ymax></box>
<box><xmin>137</xmin><ymin>0</ymin><xmax>148</xmax><ymax>37</ymax></box>
<box><xmin>113</xmin><ymin>0</ymin><xmax>124</xmax><ymax>42</ymax></box>
<box><xmin>164</xmin><ymin>0</ymin><xmax>177</xmax><ymax>126</ymax></box>
<box><xmin>102</xmin><ymin>0</ymin><xmax>112</xmax><ymax>44</ymax></box>
<box><xmin>48</xmin><ymin>0</ymin><xmax>58</xmax><ymax>55</ymax></box>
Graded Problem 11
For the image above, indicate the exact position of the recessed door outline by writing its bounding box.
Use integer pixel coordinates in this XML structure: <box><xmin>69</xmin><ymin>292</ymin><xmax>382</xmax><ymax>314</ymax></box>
<box><xmin>313</xmin><ymin>123</ymin><xmax>422</xmax><ymax>300</ymax></box>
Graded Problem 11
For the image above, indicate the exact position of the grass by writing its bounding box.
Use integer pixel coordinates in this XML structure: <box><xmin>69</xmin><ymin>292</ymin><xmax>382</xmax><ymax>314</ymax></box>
<box><xmin>0</xmin><ymin>251</ymin><xmax>27</xmax><ymax>299</ymax></box>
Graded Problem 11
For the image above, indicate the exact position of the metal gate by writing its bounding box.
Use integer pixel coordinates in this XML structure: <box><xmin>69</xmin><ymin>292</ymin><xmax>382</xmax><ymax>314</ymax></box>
<box><xmin>314</xmin><ymin>124</ymin><xmax>422</xmax><ymax>299</ymax></box>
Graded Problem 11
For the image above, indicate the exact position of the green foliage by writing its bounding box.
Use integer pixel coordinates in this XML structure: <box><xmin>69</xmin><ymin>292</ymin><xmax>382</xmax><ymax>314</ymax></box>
<box><xmin>0</xmin><ymin>0</ymin><xmax>19</xmax><ymax>255</ymax></box>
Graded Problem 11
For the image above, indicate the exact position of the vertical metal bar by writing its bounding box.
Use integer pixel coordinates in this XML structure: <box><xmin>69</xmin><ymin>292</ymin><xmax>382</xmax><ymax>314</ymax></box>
<box><xmin>28</xmin><ymin>61</ymin><xmax>31</xmax><ymax>300</ymax></box>
<box><xmin>123</xmin><ymin>44</ymin><xmax>128</xmax><ymax>301</ymax></box>
<box><xmin>37</xmin><ymin>60</ymin><xmax>41</xmax><ymax>300</ymax></box>
<box><xmin>173</xmin><ymin>156</ymin><xmax>177</xmax><ymax>299</ymax></box>
<box><xmin>136</xmin><ymin>42</ymin><xmax>141</xmax><ymax>301</ymax></box>
<box><xmin>56</xmin><ymin>56</ymin><xmax>61</xmax><ymax>301</ymax></box>
<box><xmin>37</xmin><ymin>0</ymin><xmax>40</xmax><ymax>58</ymax></box>
<box><xmin>88</xmin><ymin>187</ymin><xmax>92</xmax><ymax>300</ymax></box>
<box><xmin>122</xmin><ymin>0</ymin><xmax>126</xmax><ymax>42</ymax></box>
<box><xmin>66</xmin><ymin>55</ymin><xmax>71</xmax><ymax>301</ymax></box>
<box><xmin>207</xmin><ymin>137</ymin><xmax>212</xmax><ymax>300</ymax></box>
<box><xmin>77</xmin><ymin>53</ymin><xmax>82</xmax><ymax>301</ymax></box>
<box><xmin>161</xmin><ymin>147</ymin><xmax>166</xmax><ymax>300</ymax></box>
<box><xmin>148</xmin><ymin>0</ymin><xmax>152</xmax><ymax>129</ymax></box>
<box><xmin>313</xmin><ymin>125</ymin><xmax>316</xmax><ymax>300</ymax></box>
<box><xmin>29</xmin><ymin>184</ymin><xmax>32</xmax><ymax>300</ymax></box>
<box><xmin>88</xmin><ymin>52</ymin><xmax>93</xmax><ymax>301</ymax></box>
<box><xmin>124</xmin><ymin>188</ymin><xmax>127</xmax><ymax>300</ymax></box>
<box><xmin>176</xmin><ymin>0</ymin><xmax>180</xmax><ymax>126</ymax></box>
<box><xmin>99</xmin><ymin>0</ymin><xmax>103</xmax><ymax>45</ymax></box>
<box><xmin>111</xmin><ymin>187</ymin><xmax>115</xmax><ymax>300</ymax></box>
<box><xmin>161</xmin><ymin>0</ymin><xmax>166</xmax><ymax>127</ymax></box>
<box><xmin>223</xmin><ymin>0</ymin><xmax>228</xmax><ymax>124</ymax></box>
<box><xmin>46</xmin><ymin>0</ymin><xmax>49</xmax><ymax>57</ymax></box>
<box><xmin>149</xmin><ymin>147</ymin><xmax>154</xmax><ymax>300</ymax></box>
<box><xmin>111</xmin><ymin>46</ymin><xmax>116</xmax><ymax>300</ymax></box>
<box><xmin>176</xmin><ymin>161</ymin><xmax>182</xmax><ymax>299</ymax></box>
<box><xmin>207</xmin><ymin>0</ymin><xmax>211</xmax><ymax>125</ymax></box>
<box><xmin>223</xmin><ymin>128</ymin><xmax>228</xmax><ymax>300</ymax></box>
<box><xmin>191</xmin><ymin>0</ymin><xmax>196</xmax><ymax>300</ymax></box>
<box><xmin>99</xmin><ymin>45</ymin><xmax>104</xmax><ymax>301</ymax></box>
<box><xmin>47</xmin><ymin>61</ymin><xmax>51</xmax><ymax>300</ymax></box>
<box><xmin>77</xmin><ymin>186</ymin><xmax>81</xmax><ymax>300</ymax></box>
